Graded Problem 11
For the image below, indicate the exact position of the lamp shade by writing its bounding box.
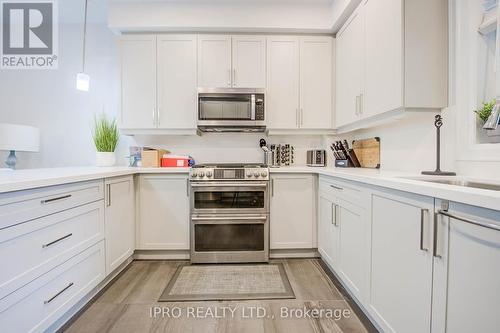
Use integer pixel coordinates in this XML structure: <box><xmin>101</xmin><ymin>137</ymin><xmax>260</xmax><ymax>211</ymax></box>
<box><xmin>0</xmin><ymin>123</ymin><xmax>40</xmax><ymax>152</ymax></box>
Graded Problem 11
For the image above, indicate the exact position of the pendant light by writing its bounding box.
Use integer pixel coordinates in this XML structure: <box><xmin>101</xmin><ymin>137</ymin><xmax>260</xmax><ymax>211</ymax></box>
<box><xmin>76</xmin><ymin>0</ymin><xmax>90</xmax><ymax>91</ymax></box>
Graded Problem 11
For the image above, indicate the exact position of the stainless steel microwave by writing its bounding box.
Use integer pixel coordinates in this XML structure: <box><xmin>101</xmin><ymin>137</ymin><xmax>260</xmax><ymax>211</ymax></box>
<box><xmin>197</xmin><ymin>88</ymin><xmax>265</xmax><ymax>132</ymax></box>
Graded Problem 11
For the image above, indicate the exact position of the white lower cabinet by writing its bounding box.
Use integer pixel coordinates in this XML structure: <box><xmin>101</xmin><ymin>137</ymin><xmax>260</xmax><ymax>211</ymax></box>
<box><xmin>318</xmin><ymin>177</ymin><xmax>368</xmax><ymax>302</ymax></box>
<box><xmin>370</xmin><ymin>190</ymin><xmax>434</xmax><ymax>333</ymax></box>
<box><xmin>0</xmin><ymin>241</ymin><xmax>105</xmax><ymax>333</ymax></box>
<box><xmin>336</xmin><ymin>197</ymin><xmax>367</xmax><ymax>302</ymax></box>
<box><xmin>318</xmin><ymin>192</ymin><xmax>339</xmax><ymax>269</ymax></box>
<box><xmin>432</xmin><ymin>201</ymin><xmax>500</xmax><ymax>333</ymax></box>
<box><xmin>137</xmin><ymin>175</ymin><xmax>190</xmax><ymax>250</ymax></box>
<box><xmin>270</xmin><ymin>174</ymin><xmax>316</xmax><ymax>249</ymax></box>
<box><xmin>104</xmin><ymin>176</ymin><xmax>135</xmax><ymax>275</ymax></box>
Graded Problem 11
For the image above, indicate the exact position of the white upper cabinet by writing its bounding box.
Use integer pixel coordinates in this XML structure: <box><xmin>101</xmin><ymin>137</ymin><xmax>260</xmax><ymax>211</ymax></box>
<box><xmin>335</xmin><ymin>0</ymin><xmax>448</xmax><ymax>130</ymax></box>
<box><xmin>157</xmin><ymin>35</ymin><xmax>197</xmax><ymax>129</ymax></box>
<box><xmin>267</xmin><ymin>36</ymin><xmax>334</xmax><ymax>131</ymax></box>
<box><xmin>198</xmin><ymin>35</ymin><xmax>265</xmax><ymax>88</ymax></box>
<box><xmin>299</xmin><ymin>37</ymin><xmax>333</xmax><ymax>129</ymax></box>
<box><xmin>119</xmin><ymin>35</ymin><xmax>156</xmax><ymax>129</ymax></box>
<box><xmin>232</xmin><ymin>36</ymin><xmax>266</xmax><ymax>88</ymax></box>
<box><xmin>266</xmin><ymin>36</ymin><xmax>300</xmax><ymax>129</ymax></box>
<box><xmin>119</xmin><ymin>34</ymin><xmax>198</xmax><ymax>133</ymax></box>
<box><xmin>336</xmin><ymin>8</ymin><xmax>364</xmax><ymax>128</ymax></box>
<box><xmin>363</xmin><ymin>0</ymin><xmax>402</xmax><ymax>118</ymax></box>
<box><xmin>197</xmin><ymin>35</ymin><xmax>232</xmax><ymax>88</ymax></box>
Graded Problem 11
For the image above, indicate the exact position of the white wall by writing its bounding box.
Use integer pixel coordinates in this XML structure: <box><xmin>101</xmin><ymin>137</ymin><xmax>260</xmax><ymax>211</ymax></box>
<box><xmin>325</xmin><ymin>110</ymin><xmax>456</xmax><ymax>173</ymax></box>
<box><xmin>0</xmin><ymin>21</ymin><xmax>121</xmax><ymax>169</ymax></box>
<box><xmin>108</xmin><ymin>0</ymin><xmax>335</xmax><ymax>33</ymax></box>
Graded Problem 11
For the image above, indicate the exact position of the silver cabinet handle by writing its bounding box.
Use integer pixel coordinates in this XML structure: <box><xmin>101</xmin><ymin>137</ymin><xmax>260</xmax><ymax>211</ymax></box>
<box><xmin>433</xmin><ymin>213</ymin><xmax>442</xmax><ymax>258</ymax></box>
<box><xmin>296</xmin><ymin>108</ymin><xmax>299</xmax><ymax>128</ymax></box>
<box><xmin>330</xmin><ymin>185</ymin><xmax>343</xmax><ymax>191</ymax></box>
<box><xmin>42</xmin><ymin>233</ymin><xmax>73</xmax><ymax>248</ymax></box>
<box><xmin>332</xmin><ymin>203</ymin><xmax>339</xmax><ymax>226</ymax></box>
<box><xmin>106</xmin><ymin>184</ymin><xmax>111</xmax><ymax>207</ymax></box>
<box><xmin>44</xmin><ymin>282</ymin><xmax>74</xmax><ymax>304</ymax></box>
<box><xmin>41</xmin><ymin>194</ymin><xmax>72</xmax><ymax>205</ymax></box>
<box><xmin>438</xmin><ymin>210</ymin><xmax>500</xmax><ymax>232</ymax></box>
<box><xmin>192</xmin><ymin>216</ymin><xmax>267</xmax><ymax>221</ymax></box>
<box><xmin>186</xmin><ymin>179</ymin><xmax>190</xmax><ymax>197</ymax></box>
<box><xmin>227</xmin><ymin>69</ymin><xmax>231</xmax><ymax>86</ymax></box>
<box><xmin>233</xmin><ymin>68</ymin><xmax>237</xmax><ymax>86</ymax></box>
<box><xmin>420</xmin><ymin>209</ymin><xmax>429</xmax><ymax>251</ymax></box>
<box><xmin>152</xmin><ymin>108</ymin><xmax>156</xmax><ymax>126</ymax></box>
<box><xmin>157</xmin><ymin>108</ymin><xmax>160</xmax><ymax>127</ymax></box>
<box><xmin>271</xmin><ymin>179</ymin><xmax>274</xmax><ymax>196</ymax></box>
<box><xmin>355</xmin><ymin>95</ymin><xmax>360</xmax><ymax>116</ymax></box>
<box><xmin>300</xmin><ymin>108</ymin><xmax>304</xmax><ymax>126</ymax></box>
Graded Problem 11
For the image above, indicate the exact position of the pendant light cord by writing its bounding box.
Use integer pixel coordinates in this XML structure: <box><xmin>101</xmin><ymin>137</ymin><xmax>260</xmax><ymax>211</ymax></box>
<box><xmin>82</xmin><ymin>0</ymin><xmax>88</xmax><ymax>72</ymax></box>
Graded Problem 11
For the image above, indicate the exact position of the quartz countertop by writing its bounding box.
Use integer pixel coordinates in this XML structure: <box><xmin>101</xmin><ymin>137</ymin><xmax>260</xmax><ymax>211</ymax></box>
<box><xmin>1</xmin><ymin>166</ymin><xmax>499</xmax><ymax>212</ymax></box>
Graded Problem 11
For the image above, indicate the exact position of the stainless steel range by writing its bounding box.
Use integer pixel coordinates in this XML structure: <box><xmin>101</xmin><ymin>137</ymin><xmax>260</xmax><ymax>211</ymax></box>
<box><xmin>189</xmin><ymin>163</ymin><xmax>270</xmax><ymax>263</ymax></box>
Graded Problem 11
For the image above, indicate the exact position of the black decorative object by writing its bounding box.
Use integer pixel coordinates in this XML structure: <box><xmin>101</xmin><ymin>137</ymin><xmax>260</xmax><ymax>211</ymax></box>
<box><xmin>422</xmin><ymin>115</ymin><xmax>456</xmax><ymax>176</ymax></box>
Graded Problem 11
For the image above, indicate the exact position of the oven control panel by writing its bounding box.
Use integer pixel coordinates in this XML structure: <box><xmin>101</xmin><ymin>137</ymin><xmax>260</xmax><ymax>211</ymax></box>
<box><xmin>190</xmin><ymin>168</ymin><xmax>269</xmax><ymax>181</ymax></box>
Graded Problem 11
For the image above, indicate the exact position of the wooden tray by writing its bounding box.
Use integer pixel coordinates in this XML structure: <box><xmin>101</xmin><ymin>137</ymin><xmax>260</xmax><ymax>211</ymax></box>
<box><xmin>352</xmin><ymin>137</ymin><xmax>380</xmax><ymax>169</ymax></box>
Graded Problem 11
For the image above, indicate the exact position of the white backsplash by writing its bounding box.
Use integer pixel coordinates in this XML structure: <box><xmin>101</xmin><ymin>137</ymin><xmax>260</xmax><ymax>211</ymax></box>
<box><xmin>126</xmin><ymin>134</ymin><xmax>326</xmax><ymax>166</ymax></box>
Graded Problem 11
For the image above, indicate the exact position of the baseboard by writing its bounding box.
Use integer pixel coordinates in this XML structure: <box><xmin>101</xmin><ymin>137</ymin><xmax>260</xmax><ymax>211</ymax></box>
<box><xmin>318</xmin><ymin>259</ymin><xmax>382</xmax><ymax>333</ymax></box>
<box><xmin>134</xmin><ymin>249</ymin><xmax>190</xmax><ymax>260</ymax></box>
<box><xmin>270</xmin><ymin>248</ymin><xmax>320</xmax><ymax>258</ymax></box>
<box><xmin>51</xmin><ymin>256</ymin><xmax>134</xmax><ymax>333</ymax></box>
<box><xmin>133</xmin><ymin>249</ymin><xmax>320</xmax><ymax>260</ymax></box>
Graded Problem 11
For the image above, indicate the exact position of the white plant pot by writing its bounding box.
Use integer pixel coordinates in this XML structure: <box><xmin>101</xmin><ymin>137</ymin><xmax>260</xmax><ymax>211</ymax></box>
<box><xmin>486</xmin><ymin>127</ymin><xmax>500</xmax><ymax>137</ymax></box>
<box><xmin>96</xmin><ymin>152</ymin><xmax>116</xmax><ymax>167</ymax></box>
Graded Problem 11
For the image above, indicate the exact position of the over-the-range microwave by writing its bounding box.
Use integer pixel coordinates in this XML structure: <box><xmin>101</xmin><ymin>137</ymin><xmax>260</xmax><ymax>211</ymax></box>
<box><xmin>197</xmin><ymin>88</ymin><xmax>265</xmax><ymax>133</ymax></box>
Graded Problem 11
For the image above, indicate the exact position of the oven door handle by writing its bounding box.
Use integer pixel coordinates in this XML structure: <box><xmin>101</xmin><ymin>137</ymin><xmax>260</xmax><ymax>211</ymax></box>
<box><xmin>191</xmin><ymin>216</ymin><xmax>267</xmax><ymax>223</ymax></box>
<box><xmin>190</xmin><ymin>182</ymin><xmax>268</xmax><ymax>188</ymax></box>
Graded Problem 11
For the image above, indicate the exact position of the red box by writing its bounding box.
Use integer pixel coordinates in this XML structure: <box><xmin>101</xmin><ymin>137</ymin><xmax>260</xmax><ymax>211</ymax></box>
<box><xmin>161</xmin><ymin>155</ymin><xmax>190</xmax><ymax>168</ymax></box>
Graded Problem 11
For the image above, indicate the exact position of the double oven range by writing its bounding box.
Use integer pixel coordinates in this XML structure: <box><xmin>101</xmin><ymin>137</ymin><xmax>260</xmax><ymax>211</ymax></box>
<box><xmin>189</xmin><ymin>164</ymin><xmax>270</xmax><ymax>263</ymax></box>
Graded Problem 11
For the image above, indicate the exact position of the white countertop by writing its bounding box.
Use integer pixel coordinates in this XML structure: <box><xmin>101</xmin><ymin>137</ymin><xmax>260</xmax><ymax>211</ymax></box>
<box><xmin>1</xmin><ymin>166</ymin><xmax>499</xmax><ymax>211</ymax></box>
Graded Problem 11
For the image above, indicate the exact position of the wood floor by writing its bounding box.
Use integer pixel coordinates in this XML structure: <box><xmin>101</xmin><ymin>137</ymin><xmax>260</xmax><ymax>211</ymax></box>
<box><xmin>63</xmin><ymin>259</ymin><xmax>374</xmax><ymax>333</ymax></box>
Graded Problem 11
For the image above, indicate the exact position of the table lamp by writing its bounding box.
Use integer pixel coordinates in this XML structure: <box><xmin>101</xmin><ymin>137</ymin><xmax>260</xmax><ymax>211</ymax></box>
<box><xmin>0</xmin><ymin>124</ymin><xmax>40</xmax><ymax>169</ymax></box>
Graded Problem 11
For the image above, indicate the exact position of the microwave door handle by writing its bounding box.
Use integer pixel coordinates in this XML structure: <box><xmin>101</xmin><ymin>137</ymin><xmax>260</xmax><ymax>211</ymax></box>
<box><xmin>251</xmin><ymin>94</ymin><xmax>256</xmax><ymax>120</ymax></box>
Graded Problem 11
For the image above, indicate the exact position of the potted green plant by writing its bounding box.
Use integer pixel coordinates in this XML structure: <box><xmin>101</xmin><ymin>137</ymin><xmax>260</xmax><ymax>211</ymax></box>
<box><xmin>475</xmin><ymin>99</ymin><xmax>500</xmax><ymax>138</ymax></box>
<box><xmin>92</xmin><ymin>114</ymin><xmax>119</xmax><ymax>167</ymax></box>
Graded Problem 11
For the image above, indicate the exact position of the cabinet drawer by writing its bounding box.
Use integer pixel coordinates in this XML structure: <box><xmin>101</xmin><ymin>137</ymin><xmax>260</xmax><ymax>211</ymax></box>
<box><xmin>0</xmin><ymin>201</ymin><xmax>104</xmax><ymax>299</ymax></box>
<box><xmin>0</xmin><ymin>180</ymin><xmax>104</xmax><ymax>230</ymax></box>
<box><xmin>0</xmin><ymin>241</ymin><xmax>105</xmax><ymax>333</ymax></box>
<box><xmin>319</xmin><ymin>176</ymin><xmax>363</xmax><ymax>204</ymax></box>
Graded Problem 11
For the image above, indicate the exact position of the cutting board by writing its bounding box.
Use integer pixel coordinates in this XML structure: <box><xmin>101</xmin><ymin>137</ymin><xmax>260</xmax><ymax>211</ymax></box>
<box><xmin>352</xmin><ymin>137</ymin><xmax>380</xmax><ymax>169</ymax></box>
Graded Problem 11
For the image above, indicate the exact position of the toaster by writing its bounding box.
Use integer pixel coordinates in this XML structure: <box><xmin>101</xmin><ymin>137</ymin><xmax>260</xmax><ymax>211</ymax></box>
<box><xmin>306</xmin><ymin>150</ymin><xmax>326</xmax><ymax>167</ymax></box>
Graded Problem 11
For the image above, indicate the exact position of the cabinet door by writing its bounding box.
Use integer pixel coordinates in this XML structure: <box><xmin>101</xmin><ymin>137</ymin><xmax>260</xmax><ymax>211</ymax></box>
<box><xmin>370</xmin><ymin>191</ymin><xmax>434</xmax><ymax>333</ymax></box>
<box><xmin>335</xmin><ymin>9</ymin><xmax>364</xmax><ymax>128</ymax></box>
<box><xmin>104</xmin><ymin>176</ymin><xmax>135</xmax><ymax>275</ymax></box>
<box><xmin>299</xmin><ymin>37</ymin><xmax>333</xmax><ymax>129</ymax></box>
<box><xmin>270</xmin><ymin>175</ymin><xmax>316</xmax><ymax>249</ymax></box>
<box><xmin>232</xmin><ymin>36</ymin><xmax>266</xmax><ymax>88</ymax></box>
<box><xmin>337</xmin><ymin>198</ymin><xmax>368</xmax><ymax>301</ymax></box>
<box><xmin>157</xmin><ymin>35</ymin><xmax>197</xmax><ymax>129</ymax></box>
<box><xmin>318</xmin><ymin>193</ymin><xmax>339</xmax><ymax>269</ymax></box>
<box><xmin>137</xmin><ymin>175</ymin><xmax>190</xmax><ymax>250</ymax></box>
<box><xmin>119</xmin><ymin>35</ymin><xmax>156</xmax><ymax>129</ymax></box>
<box><xmin>432</xmin><ymin>202</ymin><xmax>500</xmax><ymax>333</ymax></box>
<box><xmin>266</xmin><ymin>36</ymin><xmax>300</xmax><ymax>129</ymax></box>
<box><xmin>363</xmin><ymin>0</ymin><xmax>402</xmax><ymax>118</ymax></box>
<box><xmin>197</xmin><ymin>35</ymin><xmax>231</xmax><ymax>88</ymax></box>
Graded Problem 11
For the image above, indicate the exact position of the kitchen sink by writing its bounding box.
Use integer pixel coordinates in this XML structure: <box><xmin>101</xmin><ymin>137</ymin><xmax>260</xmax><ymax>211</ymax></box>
<box><xmin>399</xmin><ymin>176</ymin><xmax>500</xmax><ymax>191</ymax></box>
